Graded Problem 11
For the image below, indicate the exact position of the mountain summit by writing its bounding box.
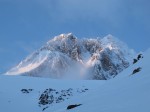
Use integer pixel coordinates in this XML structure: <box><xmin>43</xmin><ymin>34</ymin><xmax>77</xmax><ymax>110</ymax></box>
<box><xmin>5</xmin><ymin>33</ymin><xmax>135</xmax><ymax>80</ymax></box>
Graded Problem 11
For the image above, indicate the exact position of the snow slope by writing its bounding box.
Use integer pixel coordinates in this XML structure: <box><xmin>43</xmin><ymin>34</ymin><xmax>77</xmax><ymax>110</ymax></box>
<box><xmin>64</xmin><ymin>48</ymin><xmax>150</xmax><ymax>112</ymax></box>
<box><xmin>0</xmin><ymin>75</ymin><xmax>105</xmax><ymax>112</ymax></box>
<box><xmin>0</xmin><ymin>49</ymin><xmax>150</xmax><ymax>112</ymax></box>
<box><xmin>5</xmin><ymin>33</ymin><xmax>135</xmax><ymax>80</ymax></box>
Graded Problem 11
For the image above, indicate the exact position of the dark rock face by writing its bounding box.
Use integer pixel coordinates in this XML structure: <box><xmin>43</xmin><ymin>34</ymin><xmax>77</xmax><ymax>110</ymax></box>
<box><xmin>89</xmin><ymin>48</ymin><xmax>129</xmax><ymax>80</ymax></box>
<box><xmin>67</xmin><ymin>104</ymin><xmax>82</xmax><ymax>110</ymax></box>
<box><xmin>92</xmin><ymin>64</ymin><xmax>107</xmax><ymax>80</ymax></box>
<box><xmin>83</xmin><ymin>39</ymin><xmax>101</xmax><ymax>55</ymax></box>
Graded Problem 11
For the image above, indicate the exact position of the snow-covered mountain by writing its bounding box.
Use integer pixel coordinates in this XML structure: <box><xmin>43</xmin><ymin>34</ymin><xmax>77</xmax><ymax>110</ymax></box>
<box><xmin>0</xmin><ymin>48</ymin><xmax>150</xmax><ymax>112</ymax></box>
<box><xmin>5</xmin><ymin>33</ymin><xmax>135</xmax><ymax>80</ymax></box>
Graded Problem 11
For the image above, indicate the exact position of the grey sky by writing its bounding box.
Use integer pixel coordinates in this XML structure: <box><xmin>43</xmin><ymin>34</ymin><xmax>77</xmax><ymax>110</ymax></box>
<box><xmin>0</xmin><ymin>0</ymin><xmax>150</xmax><ymax>73</ymax></box>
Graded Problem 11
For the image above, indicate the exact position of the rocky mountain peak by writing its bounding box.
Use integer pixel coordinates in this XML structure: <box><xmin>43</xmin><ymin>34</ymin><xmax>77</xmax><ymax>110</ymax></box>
<box><xmin>5</xmin><ymin>33</ymin><xmax>135</xmax><ymax>80</ymax></box>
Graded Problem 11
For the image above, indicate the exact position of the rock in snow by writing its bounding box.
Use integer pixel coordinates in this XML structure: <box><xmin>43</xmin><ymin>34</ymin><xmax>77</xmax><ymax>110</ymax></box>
<box><xmin>5</xmin><ymin>33</ymin><xmax>135</xmax><ymax>80</ymax></box>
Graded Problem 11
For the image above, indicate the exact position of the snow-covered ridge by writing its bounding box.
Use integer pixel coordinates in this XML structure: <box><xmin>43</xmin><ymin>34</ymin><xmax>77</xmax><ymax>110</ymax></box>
<box><xmin>5</xmin><ymin>33</ymin><xmax>135</xmax><ymax>80</ymax></box>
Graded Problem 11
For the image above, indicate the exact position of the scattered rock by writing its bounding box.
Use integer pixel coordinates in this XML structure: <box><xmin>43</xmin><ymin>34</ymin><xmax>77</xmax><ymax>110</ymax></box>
<box><xmin>133</xmin><ymin>59</ymin><xmax>138</xmax><ymax>64</ymax></box>
<box><xmin>133</xmin><ymin>54</ymin><xmax>143</xmax><ymax>64</ymax></box>
<box><xmin>42</xmin><ymin>106</ymin><xmax>48</xmax><ymax>111</ymax></box>
<box><xmin>137</xmin><ymin>54</ymin><xmax>143</xmax><ymax>60</ymax></box>
<box><xmin>38</xmin><ymin>88</ymin><xmax>55</xmax><ymax>105</ymax></box>
<box><xmin>85</xmin><ymin>88</ymin><xmax>88</xmax><ymax>91</ymax></box>
<box><xmin>132</xmin><ymin>67</ymin><xmax>142</xmax><ymax>75</ymax></box>
<box><xmin>38</xmin><ymin>87</ymin><xmax>88</xmax><ymax>111</ymax></box>
<box><xmin>21</xmin><ymin>89</ymin><xmax>33</xmax><ymax>93</ymax></box>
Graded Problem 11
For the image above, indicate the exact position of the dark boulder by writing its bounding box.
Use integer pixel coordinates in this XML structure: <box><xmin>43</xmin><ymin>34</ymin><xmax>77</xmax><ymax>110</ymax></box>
<box><xmin>21</xmin><ymin>89</ymin><xmax>33</xmax><ymax>93</ymax></box>
<box><xmin>67</xmin><ymin>104</ymin><xmax>82</xmax><ymax>110</ymax></box>
<box><xmin>132</xmin><ymin>67</ymin><xmax>142</xmax><ymax>75</ymax></box>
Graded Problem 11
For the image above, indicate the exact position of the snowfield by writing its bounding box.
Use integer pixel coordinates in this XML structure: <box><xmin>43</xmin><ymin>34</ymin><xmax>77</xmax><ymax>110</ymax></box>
<box><xmin>0</xmin><ymin>75</ymin><xmax>105</xmax><ymax>112</ymax></box>
<box><xmin>0</xmin><ymin>49</ymin><xmax>150</xmax><ymax>112</ymax></box>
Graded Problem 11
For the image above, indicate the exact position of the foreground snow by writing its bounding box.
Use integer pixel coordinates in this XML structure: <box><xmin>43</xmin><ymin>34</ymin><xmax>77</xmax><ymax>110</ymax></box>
<box><xmin>0</xmin><ymin>75</ymin><xmax>105</xmax><ymax>112</ymax></box>
<box><xmin>0</xmin><ymin>49</ymin><xmax>150</xmax><ymax>112</ymax></box>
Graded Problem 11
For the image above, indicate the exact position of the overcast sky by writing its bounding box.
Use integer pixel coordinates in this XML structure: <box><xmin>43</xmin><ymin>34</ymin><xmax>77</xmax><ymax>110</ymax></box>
<box><xmin>0</xmin><ymin>0</ymin><xmax>150</xmax><ymax>73</ymax></box>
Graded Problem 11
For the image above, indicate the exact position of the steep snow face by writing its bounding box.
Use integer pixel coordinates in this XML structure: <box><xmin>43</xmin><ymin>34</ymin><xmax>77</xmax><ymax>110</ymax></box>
<box><xmin>5</xmin><ymin>50</ymin><xmax>50</xmax><ymax>75</ymax></box>
<box><xmin>5</xmin><ymin>33</ymin><xmax>135</xmax><ymax>80</ymax></box>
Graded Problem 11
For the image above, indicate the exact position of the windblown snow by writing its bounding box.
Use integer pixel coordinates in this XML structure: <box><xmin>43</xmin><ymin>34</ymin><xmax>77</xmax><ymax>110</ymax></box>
<box><xmin>5</xmin><ymin>33</ymin><xmax>135</xmax><ymax>80</ymax></box>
